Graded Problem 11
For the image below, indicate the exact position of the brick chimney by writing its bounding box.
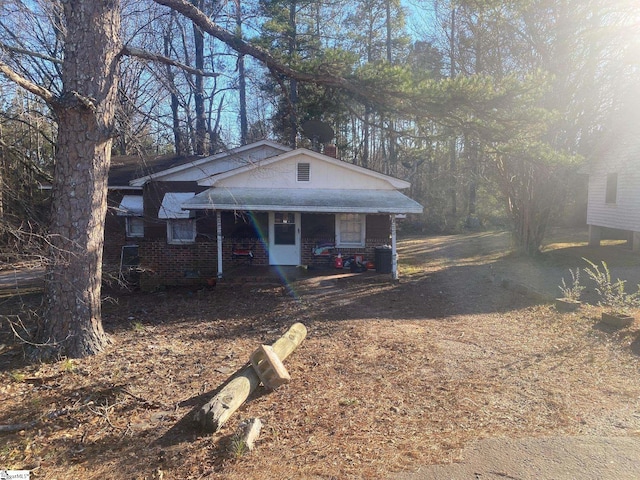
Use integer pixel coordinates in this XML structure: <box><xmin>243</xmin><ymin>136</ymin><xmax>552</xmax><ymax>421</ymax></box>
<box><xmin>323</xmin><ymin>144</ymin><xmax>338</xmax><ymax>158</ymax></box>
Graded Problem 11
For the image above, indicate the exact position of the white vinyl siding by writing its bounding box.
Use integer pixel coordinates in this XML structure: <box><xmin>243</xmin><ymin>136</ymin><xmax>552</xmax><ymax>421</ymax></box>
<box><xmin>587</xmin><ymin>157</ymin><xmax>640</xmax><ymax>231</ymax></box>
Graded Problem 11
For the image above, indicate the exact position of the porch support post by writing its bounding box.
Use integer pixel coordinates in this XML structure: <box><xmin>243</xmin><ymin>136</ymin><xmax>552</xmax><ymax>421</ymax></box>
<box><xmin>216</xmin><ymin>210</ymin><xmax>223</xmax><ymax>278</ymax></box>
<box><xmin>391</xmin><ymin>214</ymin><xmax>398</xmax><ymax>281</ymax></box>
<box><xmin>588</xmin><ymin>225</ymin><xmax>602</xmax><ymax>247</ymax></box>
<box><xmin>633</xmin><ymin>231</ymin><xmax>640</xmax><ymax>252</ymax></box>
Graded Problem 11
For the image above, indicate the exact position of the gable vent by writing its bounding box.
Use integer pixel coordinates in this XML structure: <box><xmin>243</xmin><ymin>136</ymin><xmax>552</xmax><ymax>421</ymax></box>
<box><xmin>297</xmin><ymin>162</ymin><xmax>310</xmax><ymax>182</ymax></box>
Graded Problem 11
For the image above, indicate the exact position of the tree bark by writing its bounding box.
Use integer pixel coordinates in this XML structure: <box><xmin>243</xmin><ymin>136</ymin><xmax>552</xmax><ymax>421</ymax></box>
<box><xmin>195</xmin><ymin>322</ymin><xmax>307</xmax><ymax>432</ymax></box>
<box><xmin>191</xmin><ymin>0</ymin><xmax>207</xmax><ymax>155</ymax></box>
<box><xmin>36</xmin><ymin>0</ymin><xmax>120</xmax><ymax>359</ymax></box>
<box><xmin>288</xmin><ymin>0</ymin><xmax>298</xmax><ymax>148</ymax></box>
<box><xmin>163</xmin><ymin>17</ymin><xmax>184</xmax><ymax>155</ymax></box>
<box><xmin>234</xmin><ymin>0</ymin><xmax>248</xmax><ymax>145</ymax></box>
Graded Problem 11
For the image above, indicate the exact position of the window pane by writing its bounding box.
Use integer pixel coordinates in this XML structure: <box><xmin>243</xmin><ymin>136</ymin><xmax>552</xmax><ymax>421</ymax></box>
<box><xmin>170</xmin><ymin>219</ymin><xmax>195</xmax><ymax>242</ymax></box>
<box><xmin>274</xmin><ymin>212</ymin><xmax>296</xmax><ymax>244</ymax></box>
<box><xmin>275</xmin><ymin>212</ymin><xmax>295</xmax><ymax>224</ymax></box>
<box><xmin>338</xmin><ymin>214</ymin><xmax>364</xmax><ymax>246</ymax></box>
<box><xmin>127</xmin><ymin>217</ymin><xmax>144</xmax><ymax>237</ymax></box>
<box><xmin>275</xmin><ymin>223</ymin><xmax>295</xmax><ymax>245</ymax></box>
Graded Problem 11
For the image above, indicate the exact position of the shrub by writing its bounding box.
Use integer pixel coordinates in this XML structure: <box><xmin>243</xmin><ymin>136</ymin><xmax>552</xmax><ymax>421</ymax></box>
<box><xmin>558</xmin><ymin>268</ymin><xmax>584</xmax><ymax>301</ymax></box>
<box><xmin>583</xmin><ymin>258</ymin><xmax>640</xmax><ymax>315</ymax></box>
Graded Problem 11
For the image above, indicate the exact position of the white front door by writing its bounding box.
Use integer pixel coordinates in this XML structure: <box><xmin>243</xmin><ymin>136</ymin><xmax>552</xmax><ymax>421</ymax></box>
<box><xmin>269</xmin><ymin>212</ymin><xmax>301</xmax><ymax>265</ymax></box>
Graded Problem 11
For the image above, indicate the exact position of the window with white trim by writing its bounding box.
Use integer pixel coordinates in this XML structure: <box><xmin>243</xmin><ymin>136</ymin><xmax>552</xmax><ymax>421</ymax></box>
<box><xmin>126</xmin><ymin>217</ymin><xmax>144</xmax><ymax>238</ymax></box>
<box><xmin>297</xmin><ymin>162</ymin><xmax>310</xmax><ymax>182</ymax></box>
<box><xmin>167</xmin><ymin>219</ymin><xmax>196</xmax><ymax>244</ymax></box>
<box><xmin>336</xmin><ymin>213</ymin><xmax>365</xmax><ymax>247</ymax></box>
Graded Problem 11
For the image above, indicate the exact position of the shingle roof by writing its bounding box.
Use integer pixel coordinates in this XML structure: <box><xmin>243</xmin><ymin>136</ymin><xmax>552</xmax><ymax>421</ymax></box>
<box><xmin>108</xmin><ymin>153</ymin><xmax>202</xmax><ymax>187</ymax></box>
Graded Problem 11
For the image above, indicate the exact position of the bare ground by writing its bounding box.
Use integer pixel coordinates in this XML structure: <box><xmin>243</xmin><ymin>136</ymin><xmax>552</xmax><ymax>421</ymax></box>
<box><xmin>1</xmin><ymin>230</ymin><xmax>640</xmax><ymax>479</ymax></box>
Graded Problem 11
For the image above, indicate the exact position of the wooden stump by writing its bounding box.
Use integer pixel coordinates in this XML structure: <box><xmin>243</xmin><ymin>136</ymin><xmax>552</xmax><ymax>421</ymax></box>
<box><xmin>235</xmin><ymin>417</ymin><xmax>262</xmax><ymax>451</ymax></box>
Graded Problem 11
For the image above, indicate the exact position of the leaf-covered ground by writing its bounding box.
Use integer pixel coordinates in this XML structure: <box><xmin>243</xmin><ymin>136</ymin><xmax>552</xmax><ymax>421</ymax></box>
<box><xmin>1</xmin><ymin>231</ymin><xmax>639</xmax><ymax>479</ymax></box>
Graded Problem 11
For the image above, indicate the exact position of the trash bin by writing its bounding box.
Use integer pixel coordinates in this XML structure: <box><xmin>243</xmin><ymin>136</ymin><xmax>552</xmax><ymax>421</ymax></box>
<box><xmin>375</xmin><ymin>246</ymin><xmax>393</xmax><ymax>273</ymax></box>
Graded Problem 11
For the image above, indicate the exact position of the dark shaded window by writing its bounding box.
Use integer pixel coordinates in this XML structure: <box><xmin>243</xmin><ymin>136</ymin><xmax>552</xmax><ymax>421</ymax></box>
<box><xmin>274</xmin><ymin>212</ymin><xmax>296</xmax><ymax>245</ymax></box>
<box><xmin>606</xmin><ymin>173</ymin><xmax>618</xmax><ymax>204</ymax></box>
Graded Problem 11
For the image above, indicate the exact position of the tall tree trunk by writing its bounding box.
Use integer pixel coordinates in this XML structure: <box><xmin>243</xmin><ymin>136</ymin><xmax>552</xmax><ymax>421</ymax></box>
<box><xmin>0</xmin><ymin>121</ymin><xmax>4</xmax><ymax>221</ymax></box>
<box><xmin>235</xmin><ymin>0</ymin><xmax>248</xmax><ymax>145</ymax></box>
<box><xmin>288</xmin><ymin>0</ymin><xmax>298</xmax><ymax>148</ymax></box>
<box><xmin>448</xmin><ymin>5</ymin><xmax>457</xmax><ymax>217</ymax></box>
<box><xmin>385</xmin><ymin>0</ymin><xmax>397</xmax><ymax>176</ymax></box>
<box><xmin>36</xmin><ymin>0</ymin><xmax>120</xmax><ymax>359</ymax></box>
<box><xmin>362</xmin><ymin>104</ymin><xmax>370</xmax><ymax>168</ymax></box>
<box><xmin>192</xmin><ymin>0</ymin><xmax>206</xmax><ymax>155</ymax></box>
<box><xmin>164</xmin><ymin>13</ymin><xmax>183</xmax><ymax>155</ymax></box>
<box><xmin>465</xmin><ymin>133</ymin><xmax>479</xmax><ymax>223</ymax></box>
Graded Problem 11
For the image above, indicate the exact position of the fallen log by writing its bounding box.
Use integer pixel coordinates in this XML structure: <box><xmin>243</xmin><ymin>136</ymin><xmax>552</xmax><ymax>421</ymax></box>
<box><xmin>0</xmin><ymin>420</ymin><xmax>39</xmax><ymax>433</ymax></box>
<box><xmin>195</xmin><ymin>322</ymin><xmax>307</xmax><ymax>432</ymax></box>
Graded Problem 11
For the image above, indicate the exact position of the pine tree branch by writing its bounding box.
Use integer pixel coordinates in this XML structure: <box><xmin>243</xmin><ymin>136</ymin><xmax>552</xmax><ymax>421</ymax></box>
<box><xmin>0</xmin><ymin>59</ymin><xmax>57</xmax><ymax>106</ymax></box>
<box><xmin>0</xmin><ymin>42</ymin><xmax>62</xmax><ymax>64</ymax></box>
<box><xmin>121</xmin><ymin>45</ymin><xmax>219</xmax><ymax>78</ymax></box>
<box><xmin>152</xmin><ymin>0</ymin><xmax>380</xmax><ymax>103</ymax></box>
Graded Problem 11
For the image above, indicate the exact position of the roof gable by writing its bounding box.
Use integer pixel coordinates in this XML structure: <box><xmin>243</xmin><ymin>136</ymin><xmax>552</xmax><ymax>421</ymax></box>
<box><xmin>199</xmin><ymin>147</ymin><xmax>411</xmax><ymax>190</ymax></box>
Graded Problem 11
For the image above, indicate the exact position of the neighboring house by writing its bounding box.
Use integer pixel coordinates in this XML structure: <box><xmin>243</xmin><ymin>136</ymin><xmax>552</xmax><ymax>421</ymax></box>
<box><xmin>105</xmin><ymin>140</ymin><xmax>423</xmax><ymax>286</ymax></box>
<box><xmin>586</xmin><ymin>105</ymin><xmax>640</xmax><ymax>251</ymax></box>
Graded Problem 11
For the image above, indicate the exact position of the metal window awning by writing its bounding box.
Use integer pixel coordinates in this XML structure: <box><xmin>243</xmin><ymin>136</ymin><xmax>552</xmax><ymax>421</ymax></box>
<box><xmin>158</xmin><ymin>192</ymin><xmax>196</xmax><ymax>219</ymax></box>
<box><xmin>116</xmin><ymin>195</ymin><xmax>144</xmax><ymax>216</ymax></box>
<box><xmin>182</xmin><ymin>188</ymin><xmax>423</xmax><ymax>214</ymax></box>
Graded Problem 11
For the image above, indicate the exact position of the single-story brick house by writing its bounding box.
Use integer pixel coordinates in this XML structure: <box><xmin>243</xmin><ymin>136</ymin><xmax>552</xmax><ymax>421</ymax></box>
<box><xmin>105</xmin><ymin>140</ymin><xmax>423</xmax><ymax>286</ymax></box>
<box><xmin>586</xmin><ymin>102</ymin><xmax>640</xmax><ymax>251</ymax></box>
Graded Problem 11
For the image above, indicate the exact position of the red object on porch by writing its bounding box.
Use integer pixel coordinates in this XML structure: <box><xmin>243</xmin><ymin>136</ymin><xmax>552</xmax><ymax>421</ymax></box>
<box><xmin>334</xmin><ymin>254</ymin><xmax>343</xmax><ymax>269</ymax></box>
<box><xmin>232</xmin><ymin>244</ymin><xmax>254</xmax><ymax>264</ymax></box>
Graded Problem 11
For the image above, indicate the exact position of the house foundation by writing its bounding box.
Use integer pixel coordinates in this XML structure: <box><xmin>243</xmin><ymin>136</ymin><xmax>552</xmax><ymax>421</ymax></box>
<box><xmin>588</xmin><ymin>225</ymin><xmax>602</xmax><ymax>247</ymax></box>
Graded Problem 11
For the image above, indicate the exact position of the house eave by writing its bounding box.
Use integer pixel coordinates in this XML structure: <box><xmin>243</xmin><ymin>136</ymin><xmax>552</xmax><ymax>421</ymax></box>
<box><xmin>184</xmin><ymin>202</ymin><xmax>422</xmax><ymax>214</ymax></box>
<box><xmin>109</xmin><ymin>186</ymin><xmax>143</xmax><ymax>191</ymax></box>
<box><xmin>182</xmin><ymin>187</ymin><xmax>424</xmax><ymax>215</ymax></box>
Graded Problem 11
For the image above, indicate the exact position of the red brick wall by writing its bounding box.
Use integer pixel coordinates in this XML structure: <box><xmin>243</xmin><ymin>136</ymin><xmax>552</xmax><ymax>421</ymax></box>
<box><xmin>105</xmin><ymin>204</ymin><xmax>394</xmax><ymax>285</ymax></box>
<box><xmin>104</xmin><ymin>189</ymin><xmax>141</xmax><ymax>275</ymax></box>
<box><xmin>138</xmin><ymin>240</ymin><xmax>218</xmax><ymax>288</ymax></box>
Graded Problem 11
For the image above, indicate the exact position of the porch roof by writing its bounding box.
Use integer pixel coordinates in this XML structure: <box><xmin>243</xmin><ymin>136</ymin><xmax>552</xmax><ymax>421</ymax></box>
<box><xmin>183</xmin><ymin>187</ymin><xmax>423</xmax><ymax>214</ymax></box>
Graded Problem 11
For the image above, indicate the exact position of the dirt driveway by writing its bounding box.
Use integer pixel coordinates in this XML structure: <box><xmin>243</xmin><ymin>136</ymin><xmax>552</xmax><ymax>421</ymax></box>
<box><xmin>1</xmin><ymin>230</ymin><xmax>640</xmax><ymax>479</ymax></box>
<box><xmin>294</xmin><ymin>230</ymin><xmax>640</xmax><ymax>479</ymax></box>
